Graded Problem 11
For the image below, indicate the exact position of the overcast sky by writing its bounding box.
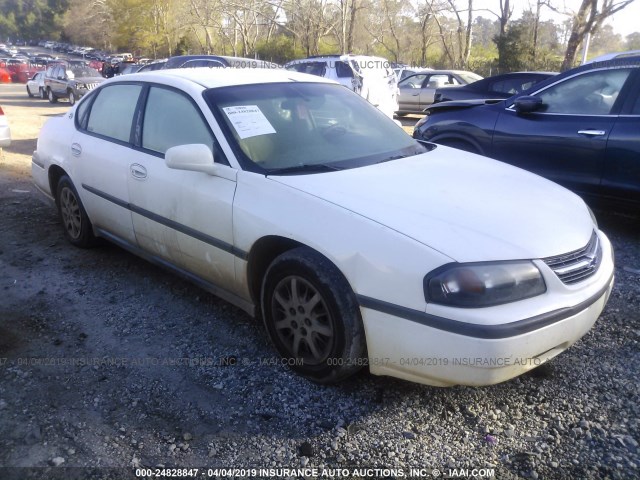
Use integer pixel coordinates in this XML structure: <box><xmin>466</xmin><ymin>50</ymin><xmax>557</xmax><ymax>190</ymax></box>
<box><xmin>472</xmin><ymin>0</ymin><xmax>640</xmax><ymax>38</ymax></box>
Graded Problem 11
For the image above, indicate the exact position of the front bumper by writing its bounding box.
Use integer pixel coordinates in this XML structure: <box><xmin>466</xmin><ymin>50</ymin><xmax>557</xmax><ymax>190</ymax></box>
<box><xmin>359</xmin><ymin>232</ymin><xmax>615</xmax><ymax>387</ymax></box>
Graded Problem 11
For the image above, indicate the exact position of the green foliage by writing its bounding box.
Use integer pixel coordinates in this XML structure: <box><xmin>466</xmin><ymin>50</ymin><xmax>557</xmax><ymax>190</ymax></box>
<box><xmin>626</xmin><ymin>32</ymin><xmax>640</xmax><ymax>50</ymax></box>
<box><xmin>0</xmin><ymin>0</ymin><xmax>69</xmax><ymax>41</ymax></box>
<box><xmin>494</xmin><ymin>23</ymin><xmax>531</xmax><ymax>72</ymax></box>
<box><xmin>590</xmin><ymin>24</ymin><xmax>623</xmax><ymax>57</ymax></box>
<box><xmin>175</xmin><ymin>36</ymin><xmax>190</xmax><ymax>56</ymax></box>
<box><xmin>255</xmin><ymin>35</ymin><xmax>304</xmax><ymax>64</ymax></box>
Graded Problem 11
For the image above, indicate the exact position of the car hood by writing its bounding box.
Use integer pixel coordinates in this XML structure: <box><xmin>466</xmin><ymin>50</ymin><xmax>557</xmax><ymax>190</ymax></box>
<box><xmin>425</xmin><ymin>98</ymin><xmax>504</xmax><ymax>114</ymax></box>
<box><xmin>269</xmin><ymin>147</ymin><xmax>594</xmax><ymax>262</ymax></box>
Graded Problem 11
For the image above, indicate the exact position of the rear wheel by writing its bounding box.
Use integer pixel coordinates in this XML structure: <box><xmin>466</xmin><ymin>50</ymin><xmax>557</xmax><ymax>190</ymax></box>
<box><xmin>68</xmin><ymin>90</ymin><xmax>76</xmax><ymax>106</ymax></box>
<box><xmin>48</xmin><ymin>89</ymin><xmax>58</xmax><ymax>104</ymax></box>
<box><xmin>26</xmin><ymin>86</ymin><xmax>34</xmax><ymax>98</ymax></box>
<box><xmin>261</xmin><ymin>247</ymin><xmax>366</xmax><ymax>383</ymax></box>
<box><xmin>39</xmin><ymin>87</ymin><xmax>46</xmax><ymax>99</ymax></box>
<box><xmin>55</xmin><ymin>176</ymin><xmax>96</xmax><ymax>248</ymax></box>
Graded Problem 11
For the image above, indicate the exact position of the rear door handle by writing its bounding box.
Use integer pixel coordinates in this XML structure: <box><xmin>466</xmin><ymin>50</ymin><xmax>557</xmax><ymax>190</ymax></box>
<box><xmin>130</xmin><ymin>164</ymin><xmax>147</xmax><ymax>179</ymax></box>
<box><xmin>578</xmin><ymin>130</ymin><xmax>606</xmax><ymax>137</ymax></box>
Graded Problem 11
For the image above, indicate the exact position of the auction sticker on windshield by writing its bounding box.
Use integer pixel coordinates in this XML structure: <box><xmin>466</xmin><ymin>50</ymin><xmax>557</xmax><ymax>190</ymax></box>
<box><xmin>222</xmin><ymin>105</ymin><xmax>276</xmax><ymax>139</ymax></box>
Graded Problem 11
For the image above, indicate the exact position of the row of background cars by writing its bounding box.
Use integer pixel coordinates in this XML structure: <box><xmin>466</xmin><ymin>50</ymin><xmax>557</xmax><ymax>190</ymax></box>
<box><xmin>17</xmin><ymin>44</ymin><xmax>640</xmax><ymax>210</ymax></box>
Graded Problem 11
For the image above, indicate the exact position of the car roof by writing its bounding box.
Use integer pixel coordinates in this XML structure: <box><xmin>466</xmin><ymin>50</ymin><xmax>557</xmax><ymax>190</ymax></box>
<box><xmin>585</xmin><ymin>50</ymin><xmax>640</xmax><ymax>64</ymax></box>
<box><xmin>524</xmin><ymin>55</ymin><xmax>640</xmax><ymax>94</ymax></box>
<box><xmin>285</xmin><ymin>54</ymin><xmax>391</xmax><ymax>65</ymax></box>
<box><xmin>165</xmin><ymin>55</ymin><xmax>278</xmax><ymax>69</ymax></box>
<box><xmin>487</xmin><ymin>71</ymin><xmax>557</xmax><ymax>76</ymax></box>
<box><xmin>402</xmin><ymin>69</ymin><xmax>476</xmax><ymax>76</ymax></box>
<box><xmin>110</xmin><ymin>67</ymin><xmax>334</xmax><ymax>89</ymax></box>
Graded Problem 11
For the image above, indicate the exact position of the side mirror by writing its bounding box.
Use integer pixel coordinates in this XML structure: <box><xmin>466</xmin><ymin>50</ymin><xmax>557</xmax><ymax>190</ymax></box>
<box><xmin>165</xmin><ymin>144</ymin><xmax>236</xmax><ymax>181</ymax></box>
<box><xmin>165</xmin><ymin>143</ymin><xmax>217</xmax><ymax>174</ymax></box>
<box><xmin>513</xmin><ymin>96</ymin><xmax>543</xmax><ymax>114</ymax></box>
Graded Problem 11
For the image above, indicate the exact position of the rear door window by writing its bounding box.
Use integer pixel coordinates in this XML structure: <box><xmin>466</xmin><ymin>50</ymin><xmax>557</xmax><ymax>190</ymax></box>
<box><xmin>86</xmin><ymin>84</ymin><xmax>142</xmax><ymax>143</ymax></box>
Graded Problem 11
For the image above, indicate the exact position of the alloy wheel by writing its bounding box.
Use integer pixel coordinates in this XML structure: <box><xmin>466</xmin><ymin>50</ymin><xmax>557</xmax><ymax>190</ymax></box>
<box><xmin>270</xmin><ymin>275</ymin><xmax>334</xmax><ymax>365</ymax></box>
<box><xmin>59</xmin><ymin>186</ymin><xmax>82</xmax><ymax>240</ymax></box>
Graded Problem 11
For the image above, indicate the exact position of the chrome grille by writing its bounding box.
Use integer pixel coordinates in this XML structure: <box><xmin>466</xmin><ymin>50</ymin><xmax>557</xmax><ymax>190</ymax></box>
<box><xmin>543</xmin><ymin>232</ymin><xmax>601</xmax><ymax>285</ymax></box>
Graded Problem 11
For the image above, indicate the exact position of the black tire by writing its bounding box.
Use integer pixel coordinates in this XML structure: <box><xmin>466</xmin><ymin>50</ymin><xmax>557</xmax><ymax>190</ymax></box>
<box><xmin>68</xmin><ymin>90</ymin><xmax>76</xmax><ymax>106</ymax></box>
<box><xmin>55</xmin><ymin>176</ymin><xmax>96</xmax><ymax>248</ymax></box>
<box><xmin>261</xmin><ymin>247</ymin><xmax>366</xmax><ymax>383</ymax></box>
<box><xmin>48</xmin><ymin>88</ymin><xmax>58</xmax><ymax>104</ymax></box>
<box><xmin>437</xmin><ymin>139</ymin><xmax>479</xmax><ymax>154</ymax></box>
<box><xmin>40</xmin><ymin>88</ymin><xmax>46</xmax><ymax>100</ymax></box>
<box><xmin>27</xmin><ymin>86</ymin><xmax>34</xmax><ymax>98</ymax></box>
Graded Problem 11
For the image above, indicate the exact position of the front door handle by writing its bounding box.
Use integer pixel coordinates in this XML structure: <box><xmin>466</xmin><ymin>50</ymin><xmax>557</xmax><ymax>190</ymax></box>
<box><xmin>130</xmin><ymin>164</ymin><xmax>147</xmax><ymax>179</ymax></box>
<box><xmin>71</xmin><ymin>143</ymin><xmax>82</xmax><ymax>156</ymax></box>
<box><xmin>578</xmin><ymin>130</ymin><xmax>606</xmax><ymax>137</ymax></box>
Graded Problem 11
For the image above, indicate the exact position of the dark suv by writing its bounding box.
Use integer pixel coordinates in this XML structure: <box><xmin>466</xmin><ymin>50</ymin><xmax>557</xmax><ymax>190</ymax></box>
<box><xmin>413</xmin><ymin>56</ymin><xmax>640</xmax><ymax>209</ymax></box>
<box><xmin>44</xmin><ymin>64</ymin><xmax>104</xmax><ymax>105</ymax></box>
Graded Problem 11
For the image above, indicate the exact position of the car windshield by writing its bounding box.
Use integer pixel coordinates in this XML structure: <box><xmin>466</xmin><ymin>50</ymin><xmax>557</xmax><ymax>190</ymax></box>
<box><xmin>205</xmin><ymin>82</ymin><xmax>428</xmax><ymax>174</ymax></box>
<box><xmin>458</xmin><ymin>72</ymin><xmax>484</xmax><ymax>83</ymax></box>
<box><xmin>71</xmin><ymin>67</ymin><xmax>100</xmax><ymax>77</ymax></box>
<box><xmin>285</xmin><ymin>62</ymin><xmax>327</xmax><ymax>77</ymax></box>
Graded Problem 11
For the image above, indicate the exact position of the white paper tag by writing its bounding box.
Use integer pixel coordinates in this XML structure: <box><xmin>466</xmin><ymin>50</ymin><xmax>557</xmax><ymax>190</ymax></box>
<box><xmin>223</xmin><ymin>105</ymin><xmax>276</xmax><ymax>139</ymax></box>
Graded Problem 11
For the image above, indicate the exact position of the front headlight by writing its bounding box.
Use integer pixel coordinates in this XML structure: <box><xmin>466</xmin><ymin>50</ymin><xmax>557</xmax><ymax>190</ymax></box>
<box><xmin>424</xmin><ymin>261</ymin><xmax>546</xmax><ymax>308</ymax></box>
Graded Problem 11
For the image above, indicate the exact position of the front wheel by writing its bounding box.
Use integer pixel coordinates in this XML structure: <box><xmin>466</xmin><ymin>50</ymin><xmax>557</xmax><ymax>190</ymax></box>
<box><xmin>261</xmin><ymin>247</ymin><xmax>366</xmax><ymax>383</ymax></box>
<box><xmin>56</xmin><ymin>176</ymin><xmax>96</xmax><ymax>248</ymax></box>
<box><xmin>48</xmin><ymin>89</ymin><xmax>57</xmax><ymax>104</ymax></box>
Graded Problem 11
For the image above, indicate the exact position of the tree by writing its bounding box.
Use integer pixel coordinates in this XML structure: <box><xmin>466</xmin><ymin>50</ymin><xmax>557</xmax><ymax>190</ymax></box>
<box><xmin>283</xmin><ymin>0</ymin><xmax>336</xmax><ymax>56</ymax></box>
<box><xmin>187</xmin><ymin>0</ymin><xmax>223</xmax><ymax>54</ymax></box>
<box><xmin>492</xmin><ymin>0</ymin><xmax>513</xmax><ymax>71</ymax></box>
<box><xmin>431</xmin><ymin>0</ymin><xmax>474</xmax><ymax>69</ymax></box>
<box><xmin>561</xmin><ymin>0</ymin><xmax>635</xmax><ymax>70</ymax></box>
<box><xmin>0</xmin><ymin>0</ymin><xmax>69</xmax><ymax>41</ymax></box>
<box><xmin>64</xmin><ymin>0</ymin><xmax>113</xmax><ymax>50</ymax></box>
<box><xmin>626</xmin><ymin>31</ymin><xmax>640</xmax><ymax>50</ymax></box>
<box><xmin>590</xmin><ymin>23</ymin><xmax>623</xmax><ymax>56</ymax></box>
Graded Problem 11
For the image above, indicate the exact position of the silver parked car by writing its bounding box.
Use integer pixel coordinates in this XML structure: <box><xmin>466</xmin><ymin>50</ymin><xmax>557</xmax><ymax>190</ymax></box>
<box><xmin>396</xmin><ymin>70</ymin><xmax>482</xmax><ymax>115</ymax></box>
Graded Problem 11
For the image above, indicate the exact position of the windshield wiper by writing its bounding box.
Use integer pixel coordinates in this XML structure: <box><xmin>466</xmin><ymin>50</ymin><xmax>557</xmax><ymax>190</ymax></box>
<box><xmin>265</xmin><ymin>163</ymin><xmax>344</xmax><ymax>175</ymax></box>
<box><xmin>377</xmin><ymin>154</ymin><xmax>408</xmax><ymax>164</ymax></box>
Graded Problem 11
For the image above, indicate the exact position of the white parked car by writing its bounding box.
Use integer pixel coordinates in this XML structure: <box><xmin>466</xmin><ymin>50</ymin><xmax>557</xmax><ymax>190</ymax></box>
<box><xmin>26</xmin><ymin>71</ymin><xmax>46</xmax><ymax>99</ymax></box>
<box><xmin>0</xmin><ymin>105</ymin><xmax>11</xmax><ymax>147</ymax></box>
<box><xmin>285</xmin><ymin>55</ymin><xmax>399</xmax><ymax>119</ymax></box>
<box><xmin>32</xmin><ymin>69</ymin><xmax>614</xmax><ymax>386</ymax></box>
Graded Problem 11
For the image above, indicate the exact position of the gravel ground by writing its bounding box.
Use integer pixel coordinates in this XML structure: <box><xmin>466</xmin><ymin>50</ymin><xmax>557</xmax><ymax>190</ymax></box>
<box><xmin>0</xmin><ymin>83</ymin><xmax>638</xmax><ymax>480</ymax></box>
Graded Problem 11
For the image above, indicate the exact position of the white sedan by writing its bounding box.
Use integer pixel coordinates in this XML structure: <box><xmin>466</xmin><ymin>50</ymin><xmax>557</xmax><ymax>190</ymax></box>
<box><xmin>0</xmin><ymin>104</ymin><xmax>11</xmax><ymax>147</ymax></box>
<box><xmin>26</xmin><ymin>71</ymin><xmax>46</xmax><ymax>99</ymax></box>
<box><xmin>32</xmin><ymin>69</ymin><xmax>614</xmax><ymax>386</ymax></box>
